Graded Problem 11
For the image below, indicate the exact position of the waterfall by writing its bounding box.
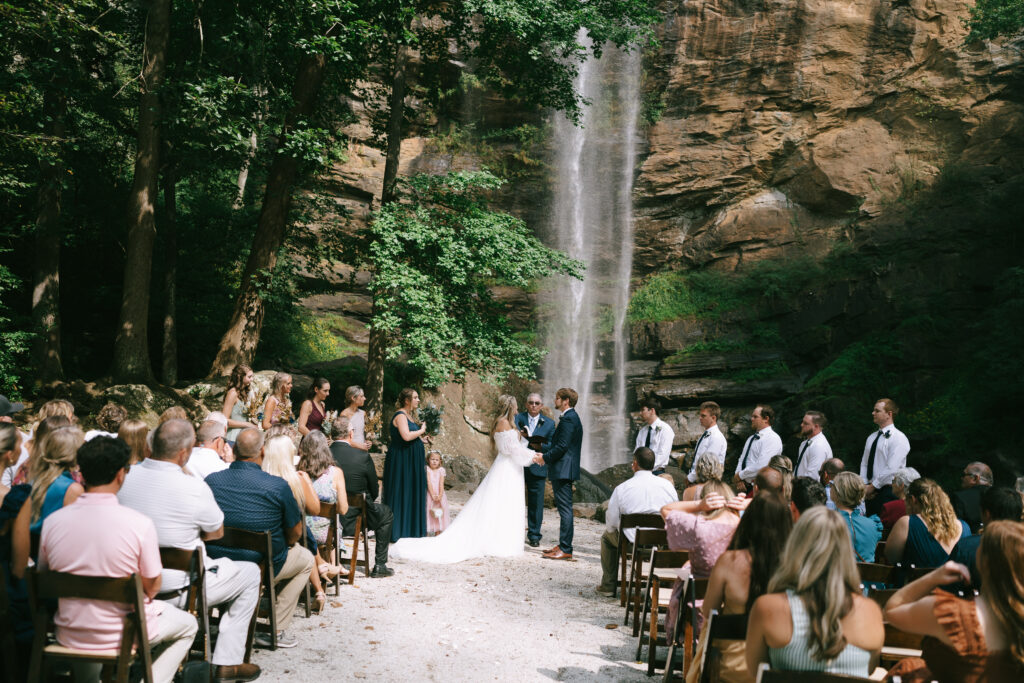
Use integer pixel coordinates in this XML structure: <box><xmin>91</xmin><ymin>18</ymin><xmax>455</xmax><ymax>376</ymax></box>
<box><xmin>541</xmin><ymin>36</ymin><xmax>642</xmax><ymax>473</ymax></box>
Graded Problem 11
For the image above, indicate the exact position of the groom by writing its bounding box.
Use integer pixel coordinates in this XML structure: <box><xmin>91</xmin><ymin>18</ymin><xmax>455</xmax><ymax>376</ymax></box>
<box><xmin>532</xmin><ymin>387</ymin><xmax>582</xmax><ymax>561</ymax></box>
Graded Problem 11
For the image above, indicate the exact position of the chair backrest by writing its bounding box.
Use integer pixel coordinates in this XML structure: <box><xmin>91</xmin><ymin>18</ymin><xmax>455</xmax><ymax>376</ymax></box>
<box><xmin>884</xmin><ymin>623</ymin><xmax>924</xmax><ymax>650</ymax></box>
<box><xmin>28</xmin><ymin>570</ymin><xmax>150</xmax><ymax>644</ymax></box>
<box><xmin>347</xmin><ymin>493</ymin><xmax>367</xmax><ymax>514</ymax></box>
<box><xmin>857</xmin><ymin>562</ymin><xmax>898</xmax><ymax>585</ymax></box>
<box><xmin>867</xmin><ymin>587</ymin><xmax>897</xmax><ymax>609</ymax></box>
<box><xmin>633</xmin><ymin>528</ymin><xmax>667</xmax><ymax>548</ymax></box>
<box><xmin>159</xmin><ymin>546</ymin><xmax>202</xmax><ymax>573</ymax></box>
<box><xmin>700</xmin><ymin>610</ymin><xmax>750</xmax><ymax>683</ymax></box>
<box><xmin>215</xmin><ymin>528</ymin><xmax>273</xmax><ymax>559</ymax></box>
<box><xmin>755</xmin><ymin>663</ymin><xmax>871</xmax><ymax>682</ymax></box>
<box><xmin>650</xmin><ymin>549</ymin><xmax>688</xmax><ymax>570</ymax></box>
<box><xmin>318</xmin><ymin>501</ymin><xmax>340</xmax><ymax>550</ymax></box>
<box><xmin>621</xmin><ymin>513</ymin><xmax>665</xmax><ymax>533</ymax></box>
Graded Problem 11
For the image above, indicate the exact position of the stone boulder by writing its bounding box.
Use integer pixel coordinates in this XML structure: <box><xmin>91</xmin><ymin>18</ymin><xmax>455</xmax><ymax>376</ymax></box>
<box><xmin>574</xmin><ymin>469</ymin><xmax>613</xmax><ymax>504</ymax></box>
<box><xmin>442</xmin><ymin>454</ymin><xmax>490</xmax><ymax>494</ymax></box>
<box><xmin>595</xmin><ymin>464</ymin><xmax>634</xmax><ymax>491</ymax></box>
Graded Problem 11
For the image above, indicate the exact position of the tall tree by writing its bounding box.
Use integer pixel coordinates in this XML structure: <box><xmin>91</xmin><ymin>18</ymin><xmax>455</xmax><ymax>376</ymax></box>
<box><xmin>160</xmin><ymin>159</ymin><xmax>178</xmax><ymax>385</ymax></box>
<box><xmin>111</xmin><ymin>0</ymin><xmax>172</xmax><ymax>384</ymax></box>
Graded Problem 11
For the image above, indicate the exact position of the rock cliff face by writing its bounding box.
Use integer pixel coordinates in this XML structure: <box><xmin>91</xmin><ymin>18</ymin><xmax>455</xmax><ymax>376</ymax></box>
<box><xmin>308</xmin><ymin>0</ymin><xmax>1024</xmax><ymax>470</ymax></box>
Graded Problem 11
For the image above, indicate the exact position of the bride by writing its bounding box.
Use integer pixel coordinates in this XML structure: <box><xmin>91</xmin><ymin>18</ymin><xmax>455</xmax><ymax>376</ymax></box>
<box><xmin>389</xmin><ymin>395</ymin><xmax>540</xmax><ymax>563</ymax></box>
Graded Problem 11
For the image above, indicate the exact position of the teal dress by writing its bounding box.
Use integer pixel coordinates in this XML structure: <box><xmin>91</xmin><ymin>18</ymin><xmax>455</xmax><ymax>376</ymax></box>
<box><xmin>29</xmin><ymin>470</ymin><xmax>77</xmax><ymax>558</ymax></box>
<box><xmin>838</xmin><ymin>509</ymin><xmax>883</xmax><ymax>562</ymax></box>
<box><xmin>383</xmin><ymin>411</ymin><xmax>427</xmax><ymax>542</ymax></box>
<box><xmin>226</xmin><ymin>396</ymin><xmax>248</xmax><ymax>444</ymax></box>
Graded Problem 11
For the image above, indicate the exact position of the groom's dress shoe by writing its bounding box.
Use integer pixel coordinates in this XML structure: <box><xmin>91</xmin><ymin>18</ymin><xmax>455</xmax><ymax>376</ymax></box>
<box><xmin>543</xmin><ymin>549</ymin><xmax>573</xmax><ymax>561</ymax></box>
<box><xmin>527</xmin><ymin>539</ymin><xmax>540</xmax><ymax>548</ymax></box>
<box><xmin>542</xmin><ymin>546</ymin><xmax>560</xmax><ymax>555</ymax></box>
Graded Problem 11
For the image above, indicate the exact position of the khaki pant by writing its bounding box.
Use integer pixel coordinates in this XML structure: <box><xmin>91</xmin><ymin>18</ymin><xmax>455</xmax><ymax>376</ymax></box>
<box><xmin>273</xmin><ymin>545</ymin><xmax>314</xmax><ymax>631</ymax></box>
<box><xmin>599</xmin><ymin>529</ymin><xmax>622</xmax><ymax>591</ymax></box>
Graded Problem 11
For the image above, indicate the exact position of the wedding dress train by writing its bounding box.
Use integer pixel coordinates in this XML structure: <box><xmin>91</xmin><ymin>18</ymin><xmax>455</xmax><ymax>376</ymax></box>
<box><xmin>389</xmin><ymin>429</ymin><xmax>538</xmax><ymax>564</ymax></box>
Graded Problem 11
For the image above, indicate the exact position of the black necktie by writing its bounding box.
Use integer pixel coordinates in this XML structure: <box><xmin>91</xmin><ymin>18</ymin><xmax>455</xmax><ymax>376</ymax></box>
<box><xmin>694</xmin><ymin>431</ymin><xmax>708</xmax><ymax>454</ymax></box>
<box><xmin>795</xmin><ymin>440</ymin><xmax>810</xmax><ymax>473</ymax></box>
<box><xmin>866</xmin><ymin>431</ymin><xmax>883</xmax><ymax>480</ymax></box>
<box><xmin>645</xmin><ymin>427</ymin><xmax>652</xmax><ymax>448</ymax></box>
<box><xmin>740</xmin><ymin>434</ymin><xmax>760</xmax><ymax>469</ymax></box>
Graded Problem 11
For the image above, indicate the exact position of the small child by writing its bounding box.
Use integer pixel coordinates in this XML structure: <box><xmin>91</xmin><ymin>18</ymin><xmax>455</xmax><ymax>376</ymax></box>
<box><xmin>425</xmin><ymin>451</ymin><xmax>450</xmax><ymax>535</ymax></box>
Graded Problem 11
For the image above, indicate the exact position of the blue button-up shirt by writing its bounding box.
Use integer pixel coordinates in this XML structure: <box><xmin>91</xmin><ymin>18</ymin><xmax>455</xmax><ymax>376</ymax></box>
<box><xmin>205</xmin><ymin>461</ymin><xmax>301</xmax><ymax>573</ymax></box>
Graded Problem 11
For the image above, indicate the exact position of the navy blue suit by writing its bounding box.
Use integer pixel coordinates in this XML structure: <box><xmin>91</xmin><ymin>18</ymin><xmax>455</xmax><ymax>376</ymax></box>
<box><xmin>515</xmin><ymin>411</ymin><xmax>556</xmax><ymax>544</ymax></box>
<box><xmin>542</xmin><ymin>408</ymin><xmax>583</xmax><ymax>554</ymax></box>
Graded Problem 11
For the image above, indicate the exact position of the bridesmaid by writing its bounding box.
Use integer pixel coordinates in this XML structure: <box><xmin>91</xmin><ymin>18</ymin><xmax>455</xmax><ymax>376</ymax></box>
<box><xmin>297</xmin><ymin>377</ymin><xmax>330</xmax><ymax>436</ymax></box>
<box><xmin>340</xmin><ymin>385</ymin><xmax>370</xmax><ymax>450</ymax></box>
<box><xmin>261</xmin><ymin>372</ymin><xmax>293</xmax><ymax>430</ymax></box>
<box><xmin>383</xmin><ymin>388</ymin><xmax>429</xmax><ymax>542</ymax></box>
<box><xmin>222</xmin><ymin>364</ymin><xmax>254</xmax><ymax>446</ymax></box>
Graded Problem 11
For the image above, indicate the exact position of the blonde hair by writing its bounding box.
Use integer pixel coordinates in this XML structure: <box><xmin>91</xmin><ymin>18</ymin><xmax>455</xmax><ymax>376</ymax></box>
<box><xmin>158</xmin><ymin>406</ymin><xmax>188</xmax><ymax>424</ymax></box>
<box><xmin>271</xmin><ymin>372</ymin><xmax>292</xmax><ymax>397</ymax></box>
<box><xmin>768</xmin><ymin>507</ymin><xmax>861</xmax><ymax>661</ymax></box>
<box><xmin>29</xmin><ymin>425</ymin><xmax>84</xmax><ymax>522</ymax></box>
<box><xmin>37</xmin><ymin>399</ymin><xmax>75</xmax><ymax>421</ymax></box>
<box><xmin>490</xmin><ymin>395</ymin><xmax>518</xmax><ymax>441</ymax></box>
<box><xmin>909</xmin><ymin>478</ymin><xmax>961</xmax><ymax>546</ymax></box>
<box><xmin>117</xmin><ymin>419</ymin><xmax>150</xmax><ymax>464</ymax></box>
<box><xmin>979</xmin><ymin>521</ymin><xmax>1024</xmax><ymax>668</ymax></box>
<box><xmin>831</xmin><ymin>472</ymin><xmax>866</xmax><ymax>509</ymax></box>
<box><xmin>693</xmin><ymin>453</ymin><xmax>724</xmax><ymax>484</ymax></box>
<box><xmin>700</xmin><ymin>479</ymin><xmax>736</xmax><ymax>520</ymax></box>
<box><xmin>262</xmin><ymin>435</ymin><xmax>304</xmax><ymax>509</ymax></box>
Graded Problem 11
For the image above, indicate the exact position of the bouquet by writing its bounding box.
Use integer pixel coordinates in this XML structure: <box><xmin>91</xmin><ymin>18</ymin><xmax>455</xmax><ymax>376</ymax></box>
<box><xmin>419</xmin><ymin>403</ymin><xmax>444</xmax><ymax>436</ymax></box>
<box><xmin>321</xmin><ymin>410</ymin><xmax>339</xmax><ymax>439</ymax></box>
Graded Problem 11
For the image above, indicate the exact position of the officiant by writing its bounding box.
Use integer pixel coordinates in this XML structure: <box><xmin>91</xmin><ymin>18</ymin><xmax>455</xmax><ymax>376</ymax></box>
<box><xmin>516</xmin><ymin>393</ymin><xmax>555</xmax><ymax>548</ymax></box>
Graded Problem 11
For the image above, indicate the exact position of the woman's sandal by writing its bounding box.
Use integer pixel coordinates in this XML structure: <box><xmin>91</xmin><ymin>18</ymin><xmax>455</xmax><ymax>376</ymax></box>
<box><xmin>314</xmin><ymin>591</ymin><xmax>327</xmax><ymax>613</ymax></box>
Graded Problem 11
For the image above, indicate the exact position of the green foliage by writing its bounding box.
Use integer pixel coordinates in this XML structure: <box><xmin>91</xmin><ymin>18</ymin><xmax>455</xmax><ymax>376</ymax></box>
<box><xmin>722</xmin><ymin>360</ymin><xmax>791</xmax><ymax>383</ymax></box>
<box><xmin>966</xmin><ymin>0</ymin><xmax>1024</xmax><ymax>40</ymax></box>
<box><xmin>0</xmin><ymin>262</ymin><xmax>31</xmax><ymax>397</ymax></box>
<box><xmin>641</xmin><ymin>90</ymin><xmax>665</xmax><ymax>126</ymax></box>
<box><xmin>351</xmin><ymin>171</ymin><xmax>583</xmax><ymax>387</ymax></box>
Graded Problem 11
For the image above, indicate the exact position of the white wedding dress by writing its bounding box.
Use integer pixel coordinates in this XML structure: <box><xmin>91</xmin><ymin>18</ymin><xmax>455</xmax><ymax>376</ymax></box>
<box><xmin>389</xmin><ymin>429</ymin><xmax>538</xmax><ymax>564</ymax></box>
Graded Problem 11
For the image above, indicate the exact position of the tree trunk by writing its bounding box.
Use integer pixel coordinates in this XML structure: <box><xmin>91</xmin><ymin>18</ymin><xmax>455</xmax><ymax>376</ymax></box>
<box><xmin>161</xmin><ymin>164</ymin><xmax>178</xmax><ymax>385</ymax></box>
<box><xmin>364</xmin><ymin>42</ymin><xmax>410</xmax><ymax>417</ymax></box>
<box><xmin>111</xmin><ymin>0</ymin><xmax>171</xmax><ymax>384</ymax></box>
<box><xmin>233</xmin><ymin>128</ymin><xmax>258</xmax><ymax>209</ymax></box>
<box><xmin>31</xmin><ymin>90</ymin><xmax>66</xmax><ymax>384</ymax></box>
<box><xmin>206</xmin><ymin>52</ymin><xmax>330</xmax><ymax>378</ymax></box>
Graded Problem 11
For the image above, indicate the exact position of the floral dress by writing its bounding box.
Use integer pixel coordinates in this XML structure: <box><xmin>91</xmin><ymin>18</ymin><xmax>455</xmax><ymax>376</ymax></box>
<box><xmin>307</xmin><ymin>466</ymin><xmax>340</xmax><ymax>546</ymax></box>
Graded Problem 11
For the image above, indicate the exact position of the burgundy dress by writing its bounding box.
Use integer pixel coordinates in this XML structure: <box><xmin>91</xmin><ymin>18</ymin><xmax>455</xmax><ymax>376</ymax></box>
<box><xmin>306</xmin><ymin>401</ymin><xmax>325</xmax><ymax>433</ymax></box>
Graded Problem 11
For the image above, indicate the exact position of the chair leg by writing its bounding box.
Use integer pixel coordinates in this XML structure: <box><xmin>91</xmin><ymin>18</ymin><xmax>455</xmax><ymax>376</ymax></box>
<box><xmin>347</xmin><ymin>516</ymin><xmax>362</xmax><ymax>586</ymax></box>
<box><xmin>635</xmin><ymin>568</ymin><xmax>655</xmax><ymax>663</ymax></box>
<box><xmin>648</xmin><ymin>577</ymin><xmax>660</xmax><ymax>676</ymax></box>
<box><xmin>361</xmin><ymin>511</ymin><xmax>371</xmax><ymax>576</ymax></box>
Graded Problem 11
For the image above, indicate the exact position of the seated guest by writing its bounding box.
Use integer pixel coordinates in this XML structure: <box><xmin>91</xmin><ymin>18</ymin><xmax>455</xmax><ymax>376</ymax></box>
<box><xmin>205</xmin><ymin>428</ymin><xmax>314</xmax><ymax>648</ymax></box>
<box><xmin>885</xmin><ymin>478</ymin><xmax>969</xmax><ymax>568</ymax></box>
<box><xmin>297</xmin><ymin>431</ymin><xmax>349</xmax><ymax>582</ymax></box>
<box><xmin>951</xmin><ymin>461</ymin><xmax>993</xmax><ymax>534</ymax></box>
<box><xmin>693</xmin><ymin>493</ymin><xmax>793</xmax><ymax>683</ymax></box>
<box><xmin>38</xmin><ymin>437</ymin><xmax>197</xmax><ymax>683</ymax></box>
<box><xmin>9</xmin><ymin>414</ymin><xmax>71</xmax><ymax>485</ymax></box>
<box><xmin>0</xmin><ymin>423</ymin><xmax>31</xmax><ymax>676</ymax></box>
<box><xmin>885</xmin><ymin>521</ymin><xmax>1024</xmax><ymax>682</ymax></box>
<box><xmin>186</xmin><ymin>420</ymin><xmax>232</xmax><ymax>480</ymax></box>
<box><xmin>682</xmin><ymin>453</ymin><xmax>723</xmax><ymax>502</ymax></box>
<box><xmin>950</xmin><ymin>487</ymin><xmax>1023</xmax><ymax>589</ymax></box>
<box><xmin>752</xmin><ymin>466</ymin><xmax>786</xmax><ymax>500</ymax></box>
<box><xmin>595</xmin><ymin>447</ymin><xmax>678</xmax><ymax>597</ymax></box>
<box><xmin>117</xmin><ymin>418</ymin><xmax>150</xmax><ymax>464</ymax></box>
<box><xmin>118</xmin><ymin>420</ymin><xmax>261</xmax><ymax>681</ymax></box>
<box><xmin>880</xmin><ymin>466</ymin><xmax>921</xmax><ymax>534</ymax></box>
<box><xmin>0</xmin><ymin>395</ymin><xmax>29</xmax><ymax>487</ymax></box>
<box><xmin>746</xmin><ymin>507</ymin><xmax>884</xmax><ymax>677</ymax></box>
<box><xmin>832</xmin><ymin>472</ymin><xmax>883</xmax><ymax>563</ymax></box>
<box><xmin>85</xmin><ymin>402</ymin><xmax>127</xmax><ymax>441</ymax></box>
<box><xmin>11</xmin><ymin>425</ymin><xmax>84</xmax><ymax>574</ymax></box>
<box><xmin>158</xmin><ymin>406</ymin><xmax>188</xmax><ymax>424</ymax></box>
<box><xmin>790</xmin><ymin>477</ymin><xmax>827</xmax><ymax>521</ymax></box>
<box><xmin>662</xmin><ymin>481</ymin><xmax>743</xmax><ymax>578</ymax></box>
<box><xmin>330</xmin><ymin>414</ymin><xmax>394</xmax><ymax>577</ymax></box>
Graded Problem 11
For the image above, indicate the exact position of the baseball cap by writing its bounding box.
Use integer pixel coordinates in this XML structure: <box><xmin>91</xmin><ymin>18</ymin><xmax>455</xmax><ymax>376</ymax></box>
<box><xmin>0</xmin><ymin>395</ymin><xmax>25</xmax><ymax>417</ymax></box>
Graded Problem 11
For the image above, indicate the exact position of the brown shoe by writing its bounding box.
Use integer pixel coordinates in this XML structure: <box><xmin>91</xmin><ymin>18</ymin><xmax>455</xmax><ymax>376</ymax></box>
<box><xmin>543</xmin><ymin>548</ymin><xmax>573</xmax><ymax>561</ymax></box>
<box><xmin>215</xmin><ymin>663</ymin><xmax>261</xmax><ymax>681</ymax></box>
<box><xmin>542</xmin><ymin>546</ymin><xmax>560</xmax><ymax>555</ymax></box>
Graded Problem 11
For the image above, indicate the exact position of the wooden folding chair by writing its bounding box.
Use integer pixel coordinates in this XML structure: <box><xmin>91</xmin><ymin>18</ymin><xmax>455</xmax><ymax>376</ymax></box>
<box><xmin>157</xmin><ymin>547</ymin><xmax>210</xmax><ymax>664</ymax></box>
<box><xmin>343</xmin><ymin>494</ymin><xmax>372</xmax><ymax>584</ymax></box>
<box><xmin>625</xmin><ymin>528</ymin><xmax>667</xmax><ymax>631</ymax></box>
<box><xmin>867</xmin><ymin>587</ymin><xmax>898</xmax><ymax>609</ymax></box>
<box><xmin>209</xmin><ymin>528</ymin><xmax>275</xmax><ymax>653</ymax></box>
<box><xmin>666</xmin><ymin>609</ymin><xmax>748</xmax><ymax>683</ymax></box>
<box><xmin>0</xmin><ymin>563</ymin><xmax>20</xmax><ymax>683</ymax></box>
<box><xmin>617</xmin><ymin>513</ymin><xmax>664</xmax><ymax>603</ymax></box>
<box><xmin>26</xmin><ymin>569</ymin><xmax>154</xmax><ymax>683</ymax></box>
<box><xmin>297</xmin><ymin>518</ymin><xmax>313</xmax><ymax>619</ymax></box>
<box><xmin>636</xmin><ymin>548</ymin><xmax>688</xmax><ymax>676</ymax></box>
<box><xmin>755</xmin><ymin>663</ymin><xmax>871</xmax><ymax>682</ymax></box>
<box><xmin>874</xmin><ymin>541</ymin><xmax>886</xmax><ymax>562</ymax></box>
<box><xmin>856</xmin><ymin>561</ymin><xmax>899</xmax><ymax>587</ymax></box>
<box><xmin>880</xmin><ymin>623</ymin><xmax>923</xmax><ymax>668</ymax></box>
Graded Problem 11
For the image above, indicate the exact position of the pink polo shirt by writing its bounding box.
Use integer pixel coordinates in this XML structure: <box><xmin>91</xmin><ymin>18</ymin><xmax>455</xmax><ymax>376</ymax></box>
<box><xmin>38</xmin><ymin>492</ymin><xmax>163</xmax><ymax>649</ymax></box>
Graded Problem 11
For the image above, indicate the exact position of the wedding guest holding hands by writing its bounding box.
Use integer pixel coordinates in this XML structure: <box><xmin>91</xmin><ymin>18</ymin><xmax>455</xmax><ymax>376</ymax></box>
<box><xmin>262</xmin><ymin>372</ymin><xmax>294</xmax><ymax>430</ymax></box>
<box><xmin>340</xmin><ymin>385</ymin><xmax>370</xmax><ymax>450</ymax></box>
<box><xmin>383</xmin><ymin>388</ymin><xmax>429</xmax><ymax>542</ymax></box>
<box><xmin>885</xmin><ymin>478</ymin><xmax>969</xmax><ymax>568</ymax></box>
<box><xmin>297</xmin><ymin>377</ymin><xmax>330</xmax><ymax>437</ymax></box>
<box><xmin>831</xmin><ymin>472</ymin><xmax>883</xmax><ymax>562</ymax></box>
<box><xmin>222</xmin><ymin>364</ymin><xmax>255</xmax><ymax>446</ymax></box>
<box><xmin>885</xmin><ymin>521</ymin><xmax>1024</xmax><ymax>682</ymax></box>
<box><xmin>687</xmin><ymin>401</ymin><xmax>728</xmax><ymax>483</ymax></box>
<box><xmin>733</xmin><ymin>404</ymin><xmax>783</xmax><ymax>491</ymax></box>
<box><xmin>793</xmin><ymin>410</ymin><xmax>832</xmax><ymax>479</ymax></box>
<box><xmin>635</xmin><ymin>397</ymin><xmax>675</xmax><ymax>478</ymax></box>
<box><xmin>746</xmin><ymin>507</ymin><xmax>884</xmax><ymax>677</ymax></box>
<box><xmin>860</xmin><ymin>398</ymin><xmax>911</xmax><ymax>516</ymax></box>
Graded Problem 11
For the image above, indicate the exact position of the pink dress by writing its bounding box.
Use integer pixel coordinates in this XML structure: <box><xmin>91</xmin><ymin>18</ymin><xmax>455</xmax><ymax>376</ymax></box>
<box><xmin>426</xmin><ymin>466</ymin><xmax>450</xmax><ymax>534</ymax></box>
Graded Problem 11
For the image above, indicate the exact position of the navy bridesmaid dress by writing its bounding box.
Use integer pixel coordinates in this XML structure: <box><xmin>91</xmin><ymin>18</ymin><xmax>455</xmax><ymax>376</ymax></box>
<box><xmin>383</xmin><ymin>410</ymin><xmax>428</xmax><ymax>542</ymax></box>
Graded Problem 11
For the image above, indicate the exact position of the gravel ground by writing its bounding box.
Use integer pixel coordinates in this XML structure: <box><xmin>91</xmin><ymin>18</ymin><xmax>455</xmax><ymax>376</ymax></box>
<box><xmin>252</xmin><ymin>490</ymin><xmax>651</xmax><ymax>682</ymax></box>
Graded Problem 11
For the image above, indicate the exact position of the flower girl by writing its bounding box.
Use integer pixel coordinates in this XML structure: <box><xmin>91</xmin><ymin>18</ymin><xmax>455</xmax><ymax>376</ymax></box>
<box><xmin>426</xmin><ymin>451</ymin><xmax>450</xmax><ymax>535</ymax></box>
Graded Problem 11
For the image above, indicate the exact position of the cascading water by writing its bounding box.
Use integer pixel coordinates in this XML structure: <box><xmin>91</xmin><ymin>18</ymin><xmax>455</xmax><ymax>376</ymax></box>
<box><xmin>541</xmin><ymin>35</ymin><xmax>642</xmax><ymax>473</ymax></box>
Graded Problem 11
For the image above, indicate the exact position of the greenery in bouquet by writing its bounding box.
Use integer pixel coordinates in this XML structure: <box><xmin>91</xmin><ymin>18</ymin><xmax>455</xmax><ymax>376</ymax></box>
<box><xmin>419</xmin><ymin>403</ymin><xmax>444</xmax><ymax>436</ymax></box>
<box><xmin>321</xmin><ymin>410</ymin><xmax>339</xmax><ymax>439</ymax></box>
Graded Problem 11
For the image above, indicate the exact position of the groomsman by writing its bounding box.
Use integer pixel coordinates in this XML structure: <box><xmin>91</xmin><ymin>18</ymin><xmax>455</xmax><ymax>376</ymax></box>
<box><xmin>515</xmin><ymin>393</ymin><xmax>556</xmax><ymax>548</ymax></box>
<box><xmin>794</xmin><ymin>410</ymin><xmax>832</xmax><ymax>479</ymax></box>
<box><xmin>687</xmin><ymin>401</ymin><xmax>728</xmax><ymax>483</ymax></box>
<box><xmin>634</xmin><ymin>397</ymin><xmax>675</xmax><ymax>477</ymax></box>
<box><xmin>860</xmin><ymin>398</ymin><xmax>910</xmax><ymax>516</ymax></box>
<box><xmin>733</xmin><ymin>404</ymin><xmax>783</xmax><ymax>489</ymax></box>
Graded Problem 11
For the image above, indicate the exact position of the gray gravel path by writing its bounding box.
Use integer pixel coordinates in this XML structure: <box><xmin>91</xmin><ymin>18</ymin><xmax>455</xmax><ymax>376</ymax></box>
<box><xmin>252</xmin><ymin>491</ymin><xmax>651</xmax><ymax>681</ymax></box>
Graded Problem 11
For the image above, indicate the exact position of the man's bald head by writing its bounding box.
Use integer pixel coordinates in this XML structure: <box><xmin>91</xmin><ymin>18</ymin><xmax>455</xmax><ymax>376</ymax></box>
<box><xmin>754</xmin><ymin>466</ymin><xmax>785</xmax><ymax>498</ymax></box>
<box><xmin>234</xmin><ymin>427</ymin><xmax>265</xmax><ymax>460</ymax></box>
<box><xmin>151</xmin><ymin>419</ymin><xmax>195</xmax><ymax>461</ymax></box>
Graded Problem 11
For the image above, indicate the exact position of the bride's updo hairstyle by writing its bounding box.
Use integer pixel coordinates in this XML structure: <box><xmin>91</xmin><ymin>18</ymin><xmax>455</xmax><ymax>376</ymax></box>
<box><xmin>490</xmin><ymin>395</ymin><xmax>519</xmax><ymax>439</ymax></box>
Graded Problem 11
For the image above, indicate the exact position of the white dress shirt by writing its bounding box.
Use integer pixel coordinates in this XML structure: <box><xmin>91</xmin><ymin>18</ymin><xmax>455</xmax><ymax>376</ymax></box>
<box><xmin>687</xmin><ymin>423</ymin><xmax>728</xmax><ymax>483</ymax></box>
<box><xmin>117</xmin><ymin>458</ymin><xmax>224</xmax><ymax>589</ymax></box>
<box><xmin>605</xmin><ymin>470</ymin><xmax>679</xmax><ymax>543</ymax></box>
<box><xmin>635</xmin><ymin>418</ymin><xmax>675</xmax><ymax>471</ymax></box>
<box><xmin>859</xmin><ymin>424</ymin><xmax>910</xmax><ymax>488</ymax></box>
<box><xmin>794</xmin><ymin>432</ymin><xmax>833</xmax><ymax>479</ymax></box>
<box><xmin>186</xmin><ymin>446</ymin><xmax>229</xmax><ymax>480</ymax></box>
<box><xmin>734</xmin><ymin>426</ymin><xmax>783</xmax><ymax>483</ymax></box>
